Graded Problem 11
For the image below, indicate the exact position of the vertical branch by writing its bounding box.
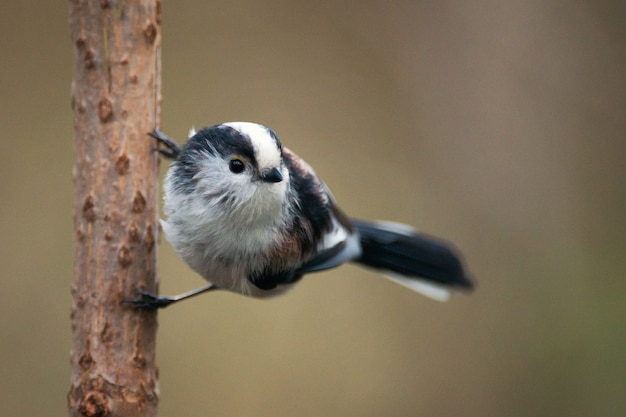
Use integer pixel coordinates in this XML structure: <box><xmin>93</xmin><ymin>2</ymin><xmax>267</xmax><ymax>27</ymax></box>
<box><xmin>68</xmin><ymin>1</ymin><xmax>161</xmax><ymax>416</ymax></box>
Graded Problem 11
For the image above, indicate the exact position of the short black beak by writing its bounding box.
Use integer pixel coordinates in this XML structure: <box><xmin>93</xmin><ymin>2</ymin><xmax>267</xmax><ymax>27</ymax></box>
<box><xmin>261</xmin><ymin>167</ymin><xmax>283</xmax><ymax>183</ymax></box>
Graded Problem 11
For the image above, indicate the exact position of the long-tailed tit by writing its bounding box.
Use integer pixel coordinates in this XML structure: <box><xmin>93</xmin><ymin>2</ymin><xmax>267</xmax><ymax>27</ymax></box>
<box><xmin>130</xmin><ymin>122</ymin><xmax>473</xmax><ymax>308</ymax></box>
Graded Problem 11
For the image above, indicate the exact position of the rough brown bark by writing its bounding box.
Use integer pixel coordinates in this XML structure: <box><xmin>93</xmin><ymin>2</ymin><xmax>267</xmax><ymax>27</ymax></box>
<box><xmin>68</xmin><ymin>1</ymin><xmax>161</xmax><ymax>416</ymax></box>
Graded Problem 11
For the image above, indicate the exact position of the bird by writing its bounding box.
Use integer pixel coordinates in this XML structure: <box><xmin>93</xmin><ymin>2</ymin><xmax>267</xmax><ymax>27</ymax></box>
<box><xmin>129</xmin><ymin>122</ymin><xmax>473</xmax><ymax>308</ymax></box>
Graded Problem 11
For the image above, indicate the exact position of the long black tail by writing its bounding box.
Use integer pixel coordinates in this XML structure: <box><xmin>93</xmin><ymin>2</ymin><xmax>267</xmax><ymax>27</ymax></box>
<box><xmin>352</xmin><ymin>219</ymin><xmax>474</xmax><ymax>295</ymax></box>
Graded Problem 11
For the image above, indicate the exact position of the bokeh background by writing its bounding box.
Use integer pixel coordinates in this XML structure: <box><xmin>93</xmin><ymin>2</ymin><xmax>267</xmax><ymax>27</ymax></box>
<box><xmin>1</xmin><ymin>1</ymin><xmax>625</xmax><ymax>416</ymax></box>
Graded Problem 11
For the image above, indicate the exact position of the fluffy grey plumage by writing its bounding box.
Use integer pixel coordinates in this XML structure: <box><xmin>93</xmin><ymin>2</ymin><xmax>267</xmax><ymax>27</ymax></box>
<box><xmin>131</xmin><ymin>122</ymin><xmax>473</xmax><ymax>308</ymax></box>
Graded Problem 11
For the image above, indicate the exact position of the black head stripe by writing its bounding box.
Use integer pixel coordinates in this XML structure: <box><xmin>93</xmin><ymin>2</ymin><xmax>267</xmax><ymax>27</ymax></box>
<box><xmin>170</xmin><ymin>125</ymin><xmax>257</xmax><ymax>194</ymax></box>
<box><xmin>266</xmin><ymin>127</ymin><xmax>283</xmax><ymax>152</ymax></box>
<box><xmin>191</xmin><ymin>125</ymin><xmax>256</xmax><ymax>162</ymax></box>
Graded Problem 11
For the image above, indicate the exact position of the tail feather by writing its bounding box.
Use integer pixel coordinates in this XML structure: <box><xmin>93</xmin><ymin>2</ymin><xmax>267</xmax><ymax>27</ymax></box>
<box><xmin>352</xmin><ymin>219</ymin><xmax>474</xmax><ymax>299</ymax></box>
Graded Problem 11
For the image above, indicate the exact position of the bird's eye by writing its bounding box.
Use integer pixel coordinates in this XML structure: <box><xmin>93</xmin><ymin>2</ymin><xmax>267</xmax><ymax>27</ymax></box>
<box><xmin>229</xmin><ymin>157</ymin><xmax>246</xmax><ymax>174</ymax></box>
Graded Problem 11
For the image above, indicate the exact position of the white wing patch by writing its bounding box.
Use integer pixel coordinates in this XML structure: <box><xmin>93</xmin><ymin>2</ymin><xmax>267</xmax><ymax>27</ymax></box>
<box><xmin>300</xmin><ymin>217</ymin><xmax>361</xmax><ymax>273</ymax></box>
<box><xmin>319</xmin><ymin>217</ymin><xmax>348</xmax><ymax>251</ymax></box>
<box><xmin>321</xmin><ymin>216</ymin><xmax>362</xmax><ymax>261</ymax></box>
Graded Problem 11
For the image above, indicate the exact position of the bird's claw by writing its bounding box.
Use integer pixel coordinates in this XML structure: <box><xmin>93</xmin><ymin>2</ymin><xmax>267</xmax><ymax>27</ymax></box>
<box><xmin>124</xmin><ymin>289</ymin><xmax>176</xmax><ymax>310</ymax></box>
<box><xmin>148</xmin><ymin>128</ymin><xmax>181</xmax><ymax>160</ymax></box>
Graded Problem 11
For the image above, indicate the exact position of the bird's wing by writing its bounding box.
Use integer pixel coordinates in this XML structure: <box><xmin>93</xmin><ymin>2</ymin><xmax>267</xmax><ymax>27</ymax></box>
<box><xmin>297</xmin><ymin>212</ymin><xmax>362</xmax><ymax>274</ymax></box>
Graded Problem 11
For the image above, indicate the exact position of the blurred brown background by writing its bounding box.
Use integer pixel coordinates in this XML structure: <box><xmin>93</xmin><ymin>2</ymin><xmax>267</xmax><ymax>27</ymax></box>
<box><xmin>1</xmin><ymin>1</ymin><xmax>625</xmax><ymax>416</ymax></box>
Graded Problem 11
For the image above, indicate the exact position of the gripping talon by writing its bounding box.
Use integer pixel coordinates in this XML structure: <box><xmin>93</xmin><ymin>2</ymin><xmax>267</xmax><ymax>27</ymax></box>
<box><xmin>148</xmin><ymin>128</ymin><xmax>181</xmax><ymax>160</ymax></box>
<box><xmin>125</xmin><ymin>290</ymin><xmax>176</xmax><ymax>310</ymax></box>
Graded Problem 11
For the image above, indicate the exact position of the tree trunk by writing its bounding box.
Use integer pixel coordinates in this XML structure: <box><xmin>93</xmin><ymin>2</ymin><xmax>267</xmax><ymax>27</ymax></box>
<box><xmin>68</xmin><ymin>1</ymin><xmax>161</xmax><ymax>416</ymax></box>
